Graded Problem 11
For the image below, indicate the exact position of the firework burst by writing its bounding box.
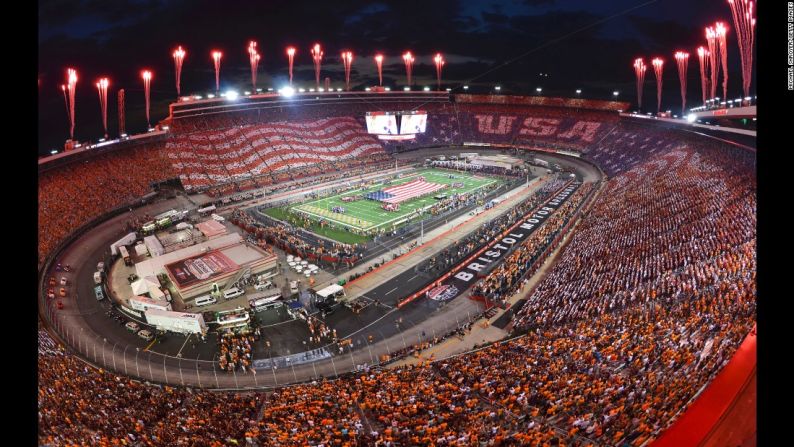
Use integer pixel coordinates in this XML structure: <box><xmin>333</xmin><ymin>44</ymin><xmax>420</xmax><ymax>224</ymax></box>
<box><xmin>402</xmin><ymin>51</ymin><xmax>414</xmax><ymax>87</ymax></box>
<box><xmin>674</xmin><ymin>51</ymin><xmax>689</xmax><ymax>114</ymax></box>
<box><xmin>696</xmin><ymin>46</ymin><xmax>710</xmax><ymax>105</ymax></box>
<box><xmin>727</xmin><ymin>0</ymin><xmax>755</xmax><ymax>98</ymax></box>
<box><xmin>212</xmin><ymin>51</ymin><xmax>222</xmax><ymax>93</ymax></box>
<box><xmin>633</xmin><ymin>58</ymin><xmax>646</xmax><ymax>110</ymax></box>
<box><xmin>652</xmin><ymin>58</ymin><xmax>663</xmax><ymax>113</ymax></box>
<box><xmin>173</xmin><ymin>46</ymin><xmax>186</xmax><ymax>96</ymax></box>
<box><xmin>286</xmin><ymin>47</ymin><xmax>296</xmax><ymax>86</ymax></box>
<box><xmin>374</xmin><ymin>54</ymin><xmax>384</xmax><ymax>86</ymax></box>
<box><xmin>96</xmin><ymin>78</ymin><xmax>109</xmax><ymax>138</ymax></box>
<box><xmin>341</xmin><ymin>51</ymin><xmax>353</xmax><ymax>91</ymax></box>
<box><xmin>142</xmin><ymin>70</ymin><xmax>152</xmax><ymax>128</ymax></box>
<box><xmin>311</xmin><ymin>43</ymin><xmax>323</xmax><ymax>89</ymax></box>
<box><xmin>434</xmin><ymin>53</ymin><xmax>445</xmax><ymax>90</ymax></box>
<box><xmin>248</xmin><ymin>41</ymin><xmax>260</xmax><ymax>91</ymax></box>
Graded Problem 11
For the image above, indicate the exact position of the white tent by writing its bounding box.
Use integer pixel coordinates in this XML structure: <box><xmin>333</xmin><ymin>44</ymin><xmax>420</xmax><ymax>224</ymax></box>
<box><xmin>131</xmin><ymin>276</ymin><xmax>165</xmax><ymax>300</ymax></box>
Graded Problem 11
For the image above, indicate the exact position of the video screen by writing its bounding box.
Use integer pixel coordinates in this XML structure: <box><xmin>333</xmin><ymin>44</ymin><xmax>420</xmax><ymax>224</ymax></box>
<box><xmin>365</xmin><ymin>113</ymin><xmax>398</xmax><ymax>135</ymax></box>
<box><xmin>399</xmin><ymin>112</ymin><xmax>427</xmax><ymax>134</ymax></box>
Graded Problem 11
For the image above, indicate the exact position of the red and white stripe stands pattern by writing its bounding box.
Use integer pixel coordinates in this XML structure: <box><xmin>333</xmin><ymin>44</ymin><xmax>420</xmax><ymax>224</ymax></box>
<box><xmin>381</xmin><ymin>179</ymin><xmax>447</xmax><ymax>204</ymax></box>
<box><xmin>166</xmin><ymin>117</ymin><xmax>386</xmax><ymax>191</ymax></box>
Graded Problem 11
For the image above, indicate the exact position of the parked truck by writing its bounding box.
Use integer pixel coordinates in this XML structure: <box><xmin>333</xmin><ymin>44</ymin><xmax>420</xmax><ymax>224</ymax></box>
<box><xmin>531</xmin><ymin>158</ymin><xmax>550</xmax><ymax>168</ymax></box>
<box><xmin>129</xmin><ymin>295</ymin><xmax>172</xmax><ymax>312</ymax></box>
<box><xmin>144</xmin><ymin>308</ymin><xmax>207</xmax><ymax>335</ymax></box>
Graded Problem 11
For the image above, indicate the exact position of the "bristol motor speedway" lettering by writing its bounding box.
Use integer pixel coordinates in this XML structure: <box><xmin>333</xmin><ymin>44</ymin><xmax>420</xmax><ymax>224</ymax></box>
<box><xmin>398</xmin><ymin>181</ymin><xmax>580</xmax><ymax>307</ymax></box>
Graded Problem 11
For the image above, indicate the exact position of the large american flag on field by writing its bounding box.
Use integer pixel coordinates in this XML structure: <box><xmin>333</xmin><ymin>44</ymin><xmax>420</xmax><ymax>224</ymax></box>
<box><xmin>380</xmin><ymin>179</ymin><xmax>447</xmax><ymax>204</ymax></box>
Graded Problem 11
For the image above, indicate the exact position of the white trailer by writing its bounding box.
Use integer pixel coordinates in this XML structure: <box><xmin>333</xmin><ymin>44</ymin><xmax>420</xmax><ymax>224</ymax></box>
<box><xmin>532</xmin><ymin>158</ymin><xmax>550</xmax><ymax>168</ymax></box>
<box><xmin>144</xmin><ymin>309</ymin><xmax>207</xmax><ymax>335</ymax></box>
<box><xmin>197</xmin><ymin>204</ymin><xmax>217</xmax><ymax>216</ymax></box>
<box><xmin>110</xmin><ymin>232</ymin><xmax>137</xmax><ymax>256</ymax></box>
<box><xmin>129</xmin><ymin>295</ymin><xmax>172</xmax><ymax>312</ymax></box>
<box><xmin>248</xmin><ymin>292</ymin><xmax>282</xmax><ymax>310</ymax></box>
<box><xmin>143</xmin><ymin>235</ymin><xmax>164</xmax><ymax>257</ymax></box>
<box><xmin>175</xmin><ymin>222</ymin><xmax>193</xmax><ymax>231</ymax></box>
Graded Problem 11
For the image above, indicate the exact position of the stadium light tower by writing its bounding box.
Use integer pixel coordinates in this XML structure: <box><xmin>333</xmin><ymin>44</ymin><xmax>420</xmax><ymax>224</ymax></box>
<box><xmin>576</xmin><ymin>89</ymin><xmax>582</xmax><ymax>94</ymax></box>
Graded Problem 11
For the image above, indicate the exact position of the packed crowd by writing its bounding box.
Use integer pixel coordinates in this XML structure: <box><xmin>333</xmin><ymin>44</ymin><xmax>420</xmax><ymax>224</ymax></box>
<box><xmin>168</xmin><ymin>116</ymin><xmax>390</xmax><ymax>191</ymax></box>
<box><xmin>39</xmin><ymin>106</ymin><xmax>755</xmax><ymax>446</ymax></box>
<box><xmin>38</xmin><ymin>144</ymin><xmax>174</xmax><ymax>265</ymax></box>
<box><xmin>421</xmin><ymin>176</ymin><xmax>568</xmax><ymax>274</ymax></box>
<box><xmin>514</xmin><ymin>144</ymin><xmax>756</xmax><ymax>328</ymax></box>
<box><xmin>471</xmin><ymin>182</ymin><xmax>593</xmax><ymax>307</ymax></box>
<box><xmin>218</xmin><ymin>333</ymin><xmax>255</xmax><ymax>373</ymax></box>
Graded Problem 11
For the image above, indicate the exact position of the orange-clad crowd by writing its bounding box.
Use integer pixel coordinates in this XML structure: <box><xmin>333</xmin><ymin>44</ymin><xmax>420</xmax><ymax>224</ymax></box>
<box><xmin>39</xmin><ymin>139</ymin><xmax>755</xmax><ymax>447</ymax></box>
<box><xmin>38</xmin><ymin>144</ymin><xmax>174</xmax><ymax>265</ymax></box>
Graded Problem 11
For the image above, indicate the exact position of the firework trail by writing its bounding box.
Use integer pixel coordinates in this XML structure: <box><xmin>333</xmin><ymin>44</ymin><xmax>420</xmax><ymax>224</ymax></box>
<box><xmin>716</xmin><ymin>22</ymin><xmax>729</xmax><ymax>101</ymax></box>
<box><xmin>341</xmin><ymin>51</ymin><xmax>353</xmax><ymax>91</ymax></box>
<box><xmin>65</xmin><ymin>68</ymin><xmax>77</xmax><ymax>140</ymax></box>
<box><xmin>674</xmin><ymin>51</ymin><xmax>689</xmax><ymax>114</ymax></box>
<box><xmin>434</xmin><ymin>53</ymin><xmax>445</xmax><ymax>90</ymax></box>
<box><xmin>142</xmin><ymin>70</ymin><xmax>152</xmax><ymax>128</ymax></box>
<box><xmin>652</xmin><ymin>58</ymin><xmax>663</xmax><ymax>113</ymax></box>
<box><xmin>633</xmin><ymin>58</ymin><xmax>646</xmax><ymax>110</ymax></box>
<box><xmin>706</xmin><ymin>26</ymin><xmax>720</xmax><ymax>100</ymax></box>
<box><xmin>311</xmin><ymin>43</ymin><xmax>323</xmax><ymax>89</ymax></box>
<box><xmin>286</xmin><ymin>47</ymin><xmax>296</xmax><ymax>86</ymax></box>
<box><xmin>173</xmin><ymin>46</ymin><xmax>185</xmax><ymax>96</ymax></box>
<box><xmin>96</xmin><ymin>78</ymin><xmax>109</xmax><ymax>138</ymax></box>
<box><xmin>248</xmin><ymin>41</ymin><xmax>260</xmax><ymax>90</ymax></box>
<box><xmin>727</xmin><ymin>0</ymin><xmax>755</xmax><ymax>98</ymax></box>
<box><xmin>697</xmin><ymin>46</ymin><xmax>710</xmax><ymax>105</ymax></box>
<box><xmin>212</xmin><ymin>51</ymin><xmax>222</xmax><ymax>93</ymax></box>
<box><xmin>118</xmin><ymin>89</ymin><xmax>126</xmax><ymax>136</ymax></box>
<box><xmin>374</xmin><ymin>54</ymin><xmax>384</xmax><ymax>86</ymax></box>
<box><xmin>402</xmin><ymin>51</ymin><xmax>414</xmax><ymax>86</ymax></box>
<box><xmin>61</xmin><ymin>84</ymin><xmax>70</xmax><ymax>135</ymax></box>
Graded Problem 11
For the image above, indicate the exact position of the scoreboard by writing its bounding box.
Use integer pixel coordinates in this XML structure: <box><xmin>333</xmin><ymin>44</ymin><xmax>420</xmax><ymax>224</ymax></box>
<box><xmin>365</xmin><ymin>111</ymin><xmax>427</xmax><ymax>140</ymax></box>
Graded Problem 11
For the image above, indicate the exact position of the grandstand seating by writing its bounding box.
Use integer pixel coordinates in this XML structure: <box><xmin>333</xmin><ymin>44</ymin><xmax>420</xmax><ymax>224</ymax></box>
<box><xmin>37</xmin><ymin>143</ymin><xmax>174</xmax><ymax>264</ymax></box>
<box><xmin>38</xmin><ymin>97</ymin><xmax>756</xmax><ymax>446</ymax></box>
<box><xmin>167</xmin><ymin>116</ymin><xmax>388</xmax><ymax>191</ymax></box>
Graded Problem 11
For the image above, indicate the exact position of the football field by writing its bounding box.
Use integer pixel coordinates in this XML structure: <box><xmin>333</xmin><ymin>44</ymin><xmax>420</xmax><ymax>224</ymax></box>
<box><xmin>270</xmin><ymin>168</ymin><xmax>501</xmax><ymax>237</ymax></box>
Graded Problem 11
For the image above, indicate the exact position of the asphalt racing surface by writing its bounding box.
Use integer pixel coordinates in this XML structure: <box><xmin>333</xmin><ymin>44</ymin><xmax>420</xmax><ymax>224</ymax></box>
<box><xmin>41</xmin><ymin>150</ymin><xmax>601</xmax><ymax>389</ymax></box>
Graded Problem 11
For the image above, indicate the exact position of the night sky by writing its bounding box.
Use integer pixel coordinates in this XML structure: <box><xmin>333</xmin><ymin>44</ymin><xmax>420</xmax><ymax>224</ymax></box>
<box><xmin>37</xmin><ymin>0</ymin><xmax>753</xmax><ymax>155</ymax></box>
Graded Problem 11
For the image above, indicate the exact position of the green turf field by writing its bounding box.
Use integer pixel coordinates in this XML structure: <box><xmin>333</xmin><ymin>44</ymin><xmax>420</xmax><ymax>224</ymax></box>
<box><xmin>262</xmin><ymin>169</ymin><xmax>501</xmax><ymax>242</ymax></box>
